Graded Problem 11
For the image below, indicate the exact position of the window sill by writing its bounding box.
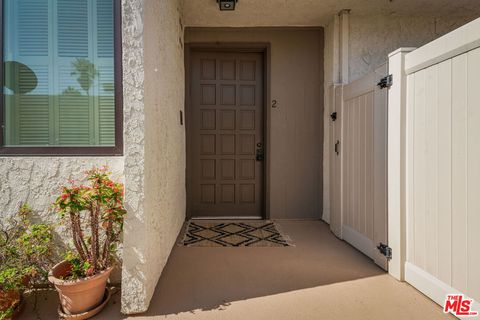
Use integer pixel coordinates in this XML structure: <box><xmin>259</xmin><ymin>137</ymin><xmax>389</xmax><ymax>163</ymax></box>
<box><xmin>0</xmin><ymin>146</ymin><xmax>123</xmax><ymax>156</ymax></box>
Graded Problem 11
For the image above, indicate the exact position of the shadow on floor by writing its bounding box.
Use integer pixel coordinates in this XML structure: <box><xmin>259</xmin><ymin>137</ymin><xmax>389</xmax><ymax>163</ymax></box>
<box><xmin>23</xmin><ymin>220</ymin><xmax>386</xmax><ymax>319</ymax></box>
<box><xmin>138</xmin><ymin>220</ymin><xmax>384</xmax><ymax>317</ymax></box>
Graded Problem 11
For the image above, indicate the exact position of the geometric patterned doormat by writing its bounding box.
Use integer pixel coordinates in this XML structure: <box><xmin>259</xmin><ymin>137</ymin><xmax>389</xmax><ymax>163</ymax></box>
<box><xmin>180</xmin><ymin>221</ymin><xmax>292</xmax><ymax>247</ymax></box>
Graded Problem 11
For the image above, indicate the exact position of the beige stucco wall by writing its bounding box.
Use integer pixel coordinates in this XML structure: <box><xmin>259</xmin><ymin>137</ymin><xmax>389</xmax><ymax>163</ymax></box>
<box><xmin>323</xmin><ymin>13</ymin><xmax>478</xmax><ymax>88</ymax></box>
<box><xmin>185</xmin><ymin>28</ymin><xmax>324</xmax><ymax>219</ymax></box>
<box><xmin>118</xmin><ymin>0</ymin><xmax>146</xmax><ymax>313</ymax></box>
<box><xmin>0</xmin><ymin>158</ymin><xmax>124</xmax><ymax>215</ymax></box>
<box><xmin>322</xmin><ymin>13</ymin><xmax>479</xmax><ymax>224</ymax></box>
<box><xmin>348</xmin><ymin>15</ymin><xmax>478</xmax><ymax>82</ymax></box>
<box><xmin>120</xmin><ymin>0</ymin><xmax>185</xmax><ymax>314</ymax></box>
<box><xmin>183</xmin><ymin>0</ymin><xmax>480</xmax><ymax>28</ymax></box>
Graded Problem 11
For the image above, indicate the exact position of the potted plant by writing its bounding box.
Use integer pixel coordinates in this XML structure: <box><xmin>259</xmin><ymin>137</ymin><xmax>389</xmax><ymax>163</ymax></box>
<box><xmin>50</xmin><ymin>167</ymin><xmax>126</xmax><ymax>317</ymax></box>
<box><xmin>0</xmin><ymin>204</ymin><xmax>53</xmax><ymax>320</ymax></box>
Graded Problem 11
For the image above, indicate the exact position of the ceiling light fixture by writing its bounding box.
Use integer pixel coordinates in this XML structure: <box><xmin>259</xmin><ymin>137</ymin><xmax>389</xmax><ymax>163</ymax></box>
<box><xmin>217</xmin><ymin>0</ymin><xmax>238</xmax><ymax>11</ymax></box>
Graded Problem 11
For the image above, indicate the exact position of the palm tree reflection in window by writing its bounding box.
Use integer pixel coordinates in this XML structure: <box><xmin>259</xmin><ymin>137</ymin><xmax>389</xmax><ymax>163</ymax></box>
<box><xmin>63</xmin><ymin>58</ymin><xmax>114</xmax><ymax>95</ymax></box>
<box><xmin>70</xmin><ymin>58</ymin><xmax>99</xmax><ymax>95</ymax></box>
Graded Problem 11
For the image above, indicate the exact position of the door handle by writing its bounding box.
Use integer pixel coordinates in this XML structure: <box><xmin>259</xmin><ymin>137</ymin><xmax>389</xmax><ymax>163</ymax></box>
<box><xmin>335</xmin><ymin>140</ymin><xmax>340</xmax><ymax>155</ymax></box>
<box><xmin>256</xmin><ymin>143</ymin><xmax>264</xmax><ymax>161</ymax></box>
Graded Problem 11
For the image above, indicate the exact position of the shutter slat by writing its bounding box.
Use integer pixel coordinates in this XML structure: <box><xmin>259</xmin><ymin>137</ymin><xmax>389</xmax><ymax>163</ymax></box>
<box><xmin>17</xmin><ymin>0</ymin><xmax>49</xmax><ymax>56</ymax></box>
<box><xmin>57</xmin><ymin>0</ymin><xmax>89</xmax><ymax>57</ymax></box>
<box><xmin>17</xmin><ymin>66</ymin><xmax>50</xmax><ymax>145</ymax></box>
<box><xmin>18</xmin><ymin>96</ymin><xmax>50</xmax><ymax>144</ymax></box>
<box><xmin>58</xmin><ymin>66</ymin><xmax>91</xmax><ymax>145</ymax></box>
<box><xmin>97</xmin><ymin>0</ymin><xmax>114</xmax><ymax>58</ymax></box>
<box><xmin>98</xmin><ymin>65</ymin><xmax>115</xmax><ymax>145</ymax></box>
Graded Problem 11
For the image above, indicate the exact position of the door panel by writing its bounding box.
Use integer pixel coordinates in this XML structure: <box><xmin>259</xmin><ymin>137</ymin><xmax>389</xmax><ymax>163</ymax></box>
<box><xmin>188</xmin><ymin>51</ymin><xmax>264</xmax><ymax>218</ymax></box>
<box><xmin>336</xmin><ymin>64</ymin><xmax>388</xmax><ymax>270</ymax></box>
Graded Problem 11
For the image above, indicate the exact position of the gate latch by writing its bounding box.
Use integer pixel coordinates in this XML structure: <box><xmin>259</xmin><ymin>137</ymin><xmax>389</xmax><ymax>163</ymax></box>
<box><xmin>377</xmin><ymin>74</ymin><xmax>393</xmax><ymax>89</ymax></box>
<box><xmin>377</xmin><ymin>243</ymin><xmax>392</xmax><ymax>260</ymax></box>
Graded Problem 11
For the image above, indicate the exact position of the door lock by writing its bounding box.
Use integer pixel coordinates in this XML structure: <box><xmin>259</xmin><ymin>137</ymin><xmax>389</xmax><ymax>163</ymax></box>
<box><xmin>256</xmin><ymin>143</ymin><xmax>264</xmax><ymax>161</ymax></box>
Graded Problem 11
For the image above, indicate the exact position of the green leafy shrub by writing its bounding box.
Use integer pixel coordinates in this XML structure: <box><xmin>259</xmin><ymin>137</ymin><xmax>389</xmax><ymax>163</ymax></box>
<box><xmin>0</xmin><ymin>204</ymin><xmax>53</xmax><ymax>319</ymax></box>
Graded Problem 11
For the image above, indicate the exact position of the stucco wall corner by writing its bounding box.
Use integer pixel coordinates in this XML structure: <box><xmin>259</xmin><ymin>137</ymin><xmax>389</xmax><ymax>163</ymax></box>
<box><xmin>120</xmin><ymin>0</ymin><xmax>186</xmax><ymax>314</ymax></box>
<box><xmin>120</xmin><ymin>0</ymin><xmax>149</xmax><ymax>314</ymax></box>
<box><xmin>142</xmin><ymin>0</ymin><xmax>187</xmax><ymax>311</ymax></box>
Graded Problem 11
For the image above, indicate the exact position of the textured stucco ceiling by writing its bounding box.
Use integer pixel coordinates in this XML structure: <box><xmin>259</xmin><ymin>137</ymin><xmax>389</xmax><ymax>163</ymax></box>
<box><xmin>183</xmin><ymin>0</ymin><xmax>480</xmax><ymax>27</ymax></box>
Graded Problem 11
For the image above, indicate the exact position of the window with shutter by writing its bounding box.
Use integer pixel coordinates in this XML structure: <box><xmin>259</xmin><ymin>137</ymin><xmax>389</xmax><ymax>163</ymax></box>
<box><xmin>1</xmin><ymin>0</ymin><xmax>122</xmax><ymax>155</ymax></box>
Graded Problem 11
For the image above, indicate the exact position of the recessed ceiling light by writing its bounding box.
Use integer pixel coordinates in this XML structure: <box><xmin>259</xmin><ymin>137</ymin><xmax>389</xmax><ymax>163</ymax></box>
<box><xmin>217</xmin><ymin>0</ymin><xmax>238</xmax><ymax>11</ymax></box>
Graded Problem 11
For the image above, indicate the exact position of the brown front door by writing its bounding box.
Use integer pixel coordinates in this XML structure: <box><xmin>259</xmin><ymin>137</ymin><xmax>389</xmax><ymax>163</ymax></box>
<box><xmin>187</xmin><ymin>50</ymin><xmax>264</xmax><ymax>218</ymax></box>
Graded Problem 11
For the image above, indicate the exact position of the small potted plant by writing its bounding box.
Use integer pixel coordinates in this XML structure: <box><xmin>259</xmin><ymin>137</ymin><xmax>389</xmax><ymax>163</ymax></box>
<box><xmin>0</xmin><ymin>204</ymin><xmax>53</xmax><ymax>320</ymax></box>
<box><xmin>49</xmin><ymin>167</ymin><xmax>126</xmax><ymax>317</ymax></box>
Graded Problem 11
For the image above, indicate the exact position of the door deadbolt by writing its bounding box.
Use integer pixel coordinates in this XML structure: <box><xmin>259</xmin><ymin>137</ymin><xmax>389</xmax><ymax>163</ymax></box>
<box><xmin>256</xmin><ymin>143</ymin><xmax>264</xmax><ymax>161</ymax></box>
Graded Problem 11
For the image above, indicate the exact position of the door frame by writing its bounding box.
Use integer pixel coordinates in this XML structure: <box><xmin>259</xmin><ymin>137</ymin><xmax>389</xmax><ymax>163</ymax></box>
<box><xmin>184</xmin><ymin>42</ymin><xmax>271</xmax><ymax>220</ymax></box>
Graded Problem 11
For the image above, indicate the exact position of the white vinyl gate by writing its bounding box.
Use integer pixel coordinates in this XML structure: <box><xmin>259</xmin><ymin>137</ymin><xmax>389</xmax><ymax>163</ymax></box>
<box><xmin>329</xmin><ymin>64</ymin><xmax>389</xmax><ymax>270</ymax></box>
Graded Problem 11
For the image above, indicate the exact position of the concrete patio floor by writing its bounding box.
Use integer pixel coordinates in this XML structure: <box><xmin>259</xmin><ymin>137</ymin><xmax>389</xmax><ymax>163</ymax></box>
<box><xmin>22</xmin><ymin>221</ymin><xmax>453</xmax><ymax>319</ymax></box>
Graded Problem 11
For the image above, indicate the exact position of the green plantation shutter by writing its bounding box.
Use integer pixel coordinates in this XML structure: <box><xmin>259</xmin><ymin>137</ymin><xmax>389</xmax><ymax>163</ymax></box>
<box><xmin>3</xmin><ymin>0</ymin><xmax>116</xmax><ymax>147</ymax></box>
<box><xmin>57</xmin><ymin>0</ymin><xmax>92</xmax><ymax>145</ymax></box>
<box><xmin>17</xmin><ymin>0</ymin><xmax>49</xmax><ymax>56</ymax></box>
<box><xmin>58</xmin><ymin>66</ymin><xmax>92</xmax><ymax>145</ymax></box>
<box><xmin>97</xmin><ymin>0</ymin><xmax>114</xmax><ymax>58</ymax></box>
<box><xmin>96</xmin><ymin>0</ymin><xmax>115</xmax><ymax>145</ymax></box>
<box><xmin>98</xmin><ymin>66</ymin><xmax>115</xmax><ymax>145</ymax></box>
<box><xmin>57</xmin><ymin>0</ymin><xmax>89</xmax><ymax>58</ymax></box>
<box><xmin>18</xmin><ymin>66</ymin><xmax>51</xmax><ymax>145</ymax></box>
<box><xmin>4</xmin><ymin>0</ymin><xmax>51</xmax><ymax>145</ymax></box>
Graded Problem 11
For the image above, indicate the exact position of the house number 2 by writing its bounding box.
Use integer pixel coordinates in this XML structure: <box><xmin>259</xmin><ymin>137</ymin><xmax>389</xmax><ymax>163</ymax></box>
<box><xmin>271</xmin><ymin>100</ymin><xmax>278</xmax><ymax>108</ymax></box>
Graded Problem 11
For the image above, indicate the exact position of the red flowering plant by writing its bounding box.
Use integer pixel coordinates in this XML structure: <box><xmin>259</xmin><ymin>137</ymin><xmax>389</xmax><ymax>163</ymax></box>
<box><xmin>54</xmin><ymin>167</ymin><xmax>126</xmax><ymax>280</ymax></box>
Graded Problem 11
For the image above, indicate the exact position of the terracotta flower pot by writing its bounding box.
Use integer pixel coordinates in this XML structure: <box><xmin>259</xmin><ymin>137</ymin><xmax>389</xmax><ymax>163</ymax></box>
<box><xmin>0</xmin><ymin>289</ymin><xmax>21</xmax><ymax>319</ymax></box>
<box><xmin>48</xmin><ymin>260</ymin><xmax>113</xmax><ymax>315</ymax></box>
<box><xmin>0</xmin><ymin>275</ymin><xmax>30</xmax><ymax>319</ymax></box>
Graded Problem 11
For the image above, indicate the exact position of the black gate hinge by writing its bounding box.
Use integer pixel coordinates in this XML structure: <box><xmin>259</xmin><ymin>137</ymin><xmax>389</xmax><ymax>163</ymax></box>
<box><xmin>377</xmin><ymin>243</ymin><xmax>392</xmax><ymax>260</ymax></box>
<box><xmin>377</xmin><ymin>74</ymin><xmax>393</xmax><ymax>89</ymax></box>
